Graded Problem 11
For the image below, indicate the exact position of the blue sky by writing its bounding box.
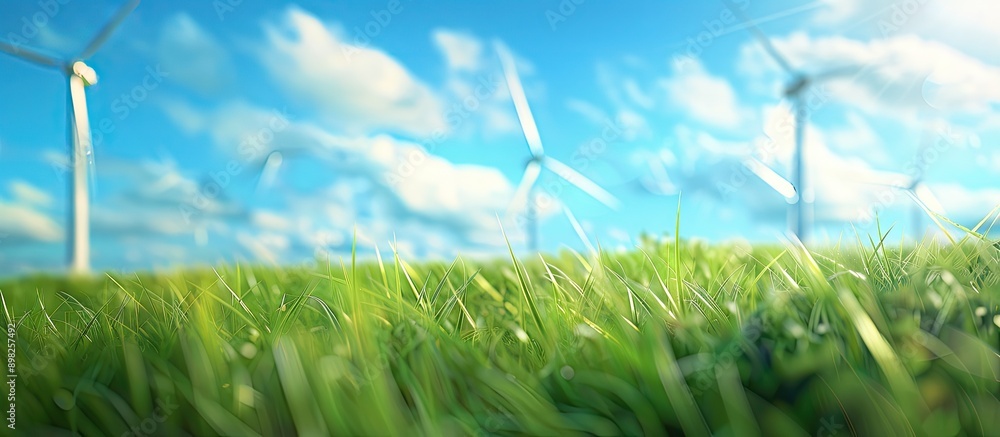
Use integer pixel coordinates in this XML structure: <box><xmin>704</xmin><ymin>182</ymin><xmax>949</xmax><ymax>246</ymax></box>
<box><xmin>0</xmin><ymin>0</ymin><xmax>998</xmax><ymax>274</ymax></box>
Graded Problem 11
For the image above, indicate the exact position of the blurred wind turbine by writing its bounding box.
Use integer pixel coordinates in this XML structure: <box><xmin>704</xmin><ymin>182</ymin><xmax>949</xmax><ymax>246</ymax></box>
<box><xmin>253</xmin><ymin>148</ymin><xmax>318</xmax><ymax>194</ymax></box>
<box><xmin>857</xmin><ymin>135</ymin><xmax>947</xmax><ymax>240</ymax></box>
<box><xmin>0</xmin><ymin>0</ymin><xmax>141</xmax><ymax>274</ymax></box>
<box><xmin>495</xmin><ymin>40</ymin><xmax>620</xmax><ymax>252</ymax></box>
<box><xmin>866</xmin><ymin>176</ymin><xmax>946</xmax><ymax>240</ymax></box>
<box><xmin>727</xmin><ymin>2</ymin><xmax>859</xmax><ymax>242</ymax></box>
<box><xmin>256</xmin><ymin>151</ymin><xmax>285</xmax><ymax>192</ymax></box>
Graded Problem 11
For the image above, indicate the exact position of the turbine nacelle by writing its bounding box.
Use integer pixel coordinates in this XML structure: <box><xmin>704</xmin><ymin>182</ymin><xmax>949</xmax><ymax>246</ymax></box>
<box><xmin>783</xmin><ymin>75</ymin><xmax>809</xmax><ymax>98</ymax></box>
<box><xmin>72</xmin><ymin>61</ymin><xmax>99</xmax><ymax>87</ymax></box>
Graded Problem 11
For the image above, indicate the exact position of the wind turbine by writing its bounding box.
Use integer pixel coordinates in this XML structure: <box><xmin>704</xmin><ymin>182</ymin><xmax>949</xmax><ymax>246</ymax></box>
<box><xmin>726</xmin><ymin>1</ymin><xmax>858</xmax><ymax>242</ymax></box>
<box><xmin>861</xmin><ymin>174</ymin><xmax>946</xmax><ymax>240</ymax></box>
<box><xmin>256</xmin><ymin>150</ymin><xmax>285</xmax><ymax>192</ymax></box>
<box><xmin>856</xmin><ymin>135</ymin><xmax>947</xmax><ymax>240</ymax></box>
<box><xmin>495</xmin><ymin>40</ymin><xmax>620</xmax><ymax>252</ymax></box>
<box><xmin>0</xmin><ymin>0</ymin><xmax>141</xmax><ymax>273</ymax></box>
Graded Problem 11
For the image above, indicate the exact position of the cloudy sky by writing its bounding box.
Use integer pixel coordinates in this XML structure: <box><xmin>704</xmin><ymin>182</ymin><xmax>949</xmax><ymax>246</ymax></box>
<box><xmin>0</xmin><ymin>0</ymin><xmax>998</xmax><ymax>274</ymax></box>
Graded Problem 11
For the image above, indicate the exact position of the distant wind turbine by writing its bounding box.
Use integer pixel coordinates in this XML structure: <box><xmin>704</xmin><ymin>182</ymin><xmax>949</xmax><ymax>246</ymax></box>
<box><xmin>857</xmin><ymin>134</ymin><xmax>947</xmax><ymax>240</ymax></box>
<box><xmin>727</xmin><ymin>1</ymin><xmax>859</xmax><ymax>242</ymax></box>
<box><xmin>495</xmin><ymin>40</ymin><xmax>620</xmax><ymax>252</ymax></box>
<box><xmin>863</xmin><ymin>176</ymin><xmax>946</xmax><ymax>240</ymax></box>
<box><xmin>256</xmin><ymin>151</ymin><xmax>285</xmax><ymax>192</ymax></box>
<box><xmin>0</xmin><ymin>0</ymin><xmax>141</xmax><ymax>274</ymax></box>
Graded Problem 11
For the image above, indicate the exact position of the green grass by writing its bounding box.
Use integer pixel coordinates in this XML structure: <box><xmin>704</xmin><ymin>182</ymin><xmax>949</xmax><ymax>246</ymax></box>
<box><xmin>2</xmin><ymin>230</ymin><xmax>999</xmax><ymax>436</ymax></box>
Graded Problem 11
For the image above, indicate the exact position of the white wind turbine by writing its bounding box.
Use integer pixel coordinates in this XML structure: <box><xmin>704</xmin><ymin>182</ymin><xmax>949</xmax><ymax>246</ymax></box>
<box><xmin>256</xmin><ymin>150</ymin><xmax>285</xmax><ymax>192</ymax></box>
<box><xmin>0</xmin><ymin>0</ymin><xmax>141</xmax><ymax>274</ymax></box>
<box><xmin>495</xmin><ymin>40</ymin><xmax>620</xmax><ymax>252</ymax></box>
<box><xmin>860</xmin><ymin>175</ymin><xmax>946</xmax><ymax>240</ymax></box>
<box><xmin>728</xmin><ymin>3</ymin><xmax>859</xmax><ymax>242</ymax></box>
<box><xmin>856</xmin><ymin>135</ymin><xmax>948</xmax><ymax>240</ymax></box>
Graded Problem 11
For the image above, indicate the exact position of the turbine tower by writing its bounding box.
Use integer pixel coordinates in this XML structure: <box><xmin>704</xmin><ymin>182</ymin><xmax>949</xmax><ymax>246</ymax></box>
<box><xmin>0</xmin><ymin>0</ymin><xmax>141</xmax><ymax>274</ymax></box>
<box><xmin>494</xmin><ymin>40</ymin><xmax>619</xmax><ymax>252</ymax></box>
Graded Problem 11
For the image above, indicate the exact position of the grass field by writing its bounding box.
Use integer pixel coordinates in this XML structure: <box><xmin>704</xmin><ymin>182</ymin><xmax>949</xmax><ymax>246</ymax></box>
<box><xmin>3</xmin><ymin>227</ymin><xmax>999</xmax><ymax>436</ymax></box>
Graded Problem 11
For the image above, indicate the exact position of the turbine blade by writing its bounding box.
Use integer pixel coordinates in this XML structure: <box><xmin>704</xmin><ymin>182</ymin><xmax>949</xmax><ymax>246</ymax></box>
<box><xmin>563</xmin><ymin>206</ymin><xmax>597</xmax><ymax>256</ymax></box>
<box><xmin>494</xmin><ymin>40</ymin><xmax>544</xmax><ymax>158</ymax></box>
<box><xmin>543</xmin><ymin>157</ymin><xmax>620</xmax><ymax>209</ymax></box>
<box><xmin>0</xmin><ymin>40</ymin><xmax>62</xmax><ymax>68</ymax></box>
<box><xmin>507</xmin><ymin>160</ymin><xmax>542</xmax><ymax>217</ymax></box>
<box><xmin>723</xmin><ymin>0</ymin><xmax>797</xmax><ymax>75</ymax></box>
<box><xmin>79</xmin><ymin>0</ymin><xmax>141</xmax><ymax>59</ymax></box>
<box><xmin>743</xmin><ymin>158</ymin><xmax>796</xmax><ymax>199</ymax></box>
<box><xmin>914</xmin><ymin>184</ymin><xmax>946</xmax><ymax>216</ymax></box>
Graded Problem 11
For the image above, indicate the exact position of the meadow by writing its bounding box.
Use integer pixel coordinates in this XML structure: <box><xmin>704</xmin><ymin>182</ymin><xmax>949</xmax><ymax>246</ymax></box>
<box><xmin>3</xmin><ymin>224</ymin><xmax>999</xmax><ymax>436</ymax></box>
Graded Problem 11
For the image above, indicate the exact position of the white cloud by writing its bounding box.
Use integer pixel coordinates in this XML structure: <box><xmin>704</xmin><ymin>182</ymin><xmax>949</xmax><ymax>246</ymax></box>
<box><xmin>90</xmin><ymin>157</ymin><xmax>243</xmax><ymax>239</ymax></box>
<box><xmin>566</xmin><ymin>99</ymin><xmax>608</xmax><ymax>125</ymax></box>
<box><xmin>435</xmin><ymin>33</ymin><xmax>519</xmax><ymax>138</ymax></box>
<box><xmin>639</xmin><ymin>104</ymin><xmax>929</xmax><ymax>227</ymax></box>
<box><xmin>927</xmin><ymin>183</ymin><xmax>1000</xmax><ymax>224</ymax></box>
<box><xmin>623</xmin><ymin>79</ymin><xmax>655</xmax><ymax>110</ymax></box>
<box><xmin>659</xmin><ymin>58</ymin><xmax>748</xmax><ymax>129</ymax></box>
<box><xmin>564</xmin><ymin>99</ymin><xmax>649</xmax><ymax>141</ymax></box>
<box><xmin>9</xmin><ymin>180</ymin><xmax>52</xmax><ymax>208</ymax></box>
<box><xmin>164</xmin><ymin>99</ymin><xmax>523</xmax><ymax>257</ymax></box>
<box><xmin>0</xmin><ymin>203</ymin><xmax>61</xmax><ymax>244</ymax></box>
<box><xmin>158</xmin><ymin>13</ymin><xmax>233</xmax><ymax>94</ymax></box>
<box><xmin>258</xmin><ymin>7</ymin><xmax>446</xmax><ymax>138</ymax></box>
<box><xmin>433</xmin><ymin>29</ymin><xmax>484</xmax><ymax>72</ymax></box>
<box><xmin>251</xmin><ymin>210</ymin><xmax>294</xmax><ymax>232</ymax></box>
<box><xmin>0</xmin><ymin>181</ymin><xmax>60</xmax><ymax>244</ymax></box>
<box><xmin>739</xmin><ymin>33</ymin><xmax>1000</xmax><ymax>117</ymax></box>
<box><xmin>812</xmin><ymin>0</ymin><xmax>866</xmax><ymax>26</ymax></box>
<box><xmin>826</xmin><ymin>111</ymin><xmax>885</xmax><ymax>159</ymax></box>
<box><xmin>812</xmin><ymin>0</ymin><xmax>1000</xmax><ymax>59</ymax></box>
<box><xmin>237</xmin><ymin>231</ymin><xmax>289</xmax><ymax>265</ymax></box>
